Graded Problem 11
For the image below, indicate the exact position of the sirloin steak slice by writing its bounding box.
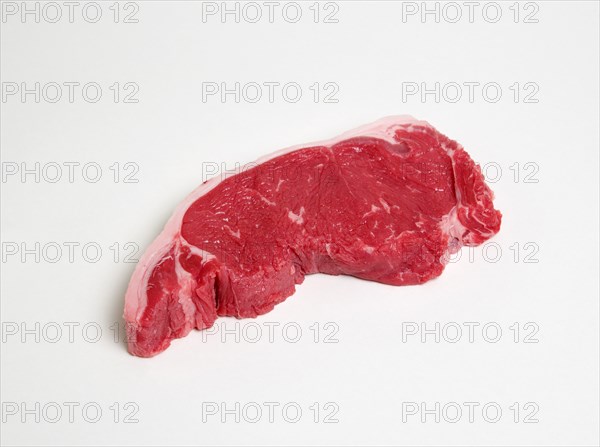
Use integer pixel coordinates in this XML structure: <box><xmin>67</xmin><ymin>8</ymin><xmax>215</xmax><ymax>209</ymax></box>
<box><xmin>124</xmin><ymin>116</ymin><xmax>501</xmax><ymax>357</ymax></box>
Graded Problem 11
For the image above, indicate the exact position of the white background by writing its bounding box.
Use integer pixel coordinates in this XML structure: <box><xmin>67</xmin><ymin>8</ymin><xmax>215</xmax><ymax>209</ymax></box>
<box><xmin>1</xmin><ymin>1</ymin><xmax>599</xmax><ymax>446</ymax></box>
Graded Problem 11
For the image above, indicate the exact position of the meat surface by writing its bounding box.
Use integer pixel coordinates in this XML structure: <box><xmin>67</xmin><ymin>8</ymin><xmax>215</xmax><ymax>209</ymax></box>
<box><xmin>124</xmin><ymin>116</ymin><xmax>501</xmax><ymax>357</ymax></box>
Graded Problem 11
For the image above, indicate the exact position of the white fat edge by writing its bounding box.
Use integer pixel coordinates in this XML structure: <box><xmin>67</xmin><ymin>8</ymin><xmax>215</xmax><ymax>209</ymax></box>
<box><xmin>124</xmin><ymin>116</ymin><xmax>430</xmax><ymax>324</ymax></box>
<box><xmin>438</xmin><ymin>206</ymin><xmax>467</xmax><ymax>264</ymax></box>
<box><xmin>252</xmin><ymin>115</ymin><xmax>430</xmax><ymax>165</ymax></box>
<box><xmin>440</xmin><ymin>140</ymin><xmax>457</xmax><ymax>157</ymax></box>
<box><xmin>438</xmin><ymin>136</ymin><xmax>498</xmax><ymax>248</ymax></box>
<box><xmin>124</xmin><ymin>239</ymin><xmax>173</xmax><ymax>324</ymax></box>
<box><xmin>124</xmin><ymin>235</ymin><xmax>214</xmax><ymax>325</ymax></box>
<box><xmin>173</xmin><ymin>242</ymin><xmax>198</xmax><ymax>326</ymax></box>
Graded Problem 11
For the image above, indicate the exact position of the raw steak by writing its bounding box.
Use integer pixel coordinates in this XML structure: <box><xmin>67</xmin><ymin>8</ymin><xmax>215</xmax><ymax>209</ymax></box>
<box><xmin>124</xmin><ymin>116</ymin><xmax>501</xmax><ymax>357</ymax></box>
